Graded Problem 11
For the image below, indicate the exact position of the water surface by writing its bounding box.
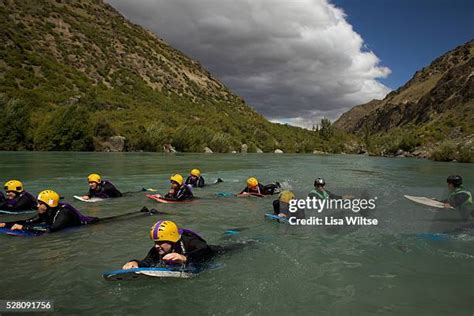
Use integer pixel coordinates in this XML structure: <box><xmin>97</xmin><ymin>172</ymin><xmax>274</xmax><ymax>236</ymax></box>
<box><xmin>0</xmin><ymin>152</ymin><xmax>473</xmax><ymax>315</ymax></box>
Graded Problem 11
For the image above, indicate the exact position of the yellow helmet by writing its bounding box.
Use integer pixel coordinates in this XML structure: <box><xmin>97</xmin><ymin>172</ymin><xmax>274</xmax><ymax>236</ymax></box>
<box><xmin>4</xmin><ymin>180</ymin><xmax>24</xmax><ymax>193</ymax></box>
<box><xmin>170</xmin><ymin>174</ymin><xmax>184</xmax><ymax>186</ymax></box>
<box><xmin>88</xmin><ymin>173</ymin><xmax>101</xmax><ymax>183</ymax></box>
<box><xmin>191</xmin><ymin>169</ymin><xmax>201</xmax><ymax>177</ymax></box>
<box><xmin>279</xmin><ymin>190</ymin><xmax>295</xmax><ymax>203</ymax></box>
<box><xmin>247</xmin><ymin>177</ymin><xmax>259</xmax><ymax>188</ymax></box>
<box><xmin>37</xmin><ymin>190</ymin><xmax>60</xmax><ymax>208</ymax></box>
<box><xmin>150</xmin><ymin>220</ymin><xmax>181</xmax><ymax>243</ymax></box>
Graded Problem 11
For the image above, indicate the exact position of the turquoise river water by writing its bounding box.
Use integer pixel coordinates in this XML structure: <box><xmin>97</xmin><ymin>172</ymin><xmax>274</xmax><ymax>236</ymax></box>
<box><xmin>0</xmin><ymin>152</ymin><xmax>473</xmax><ymax>315</ymax></box>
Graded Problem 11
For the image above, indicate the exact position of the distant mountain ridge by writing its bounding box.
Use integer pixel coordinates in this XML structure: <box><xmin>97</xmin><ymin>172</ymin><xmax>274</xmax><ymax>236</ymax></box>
<box><xmin>334</xmin><ymin>39</ymin><xmax>473</xmax><ymax>161</ymax></box>
<box><xmin>335</xmin><ymin>39</ymin><xmax>473</xmax><ymax>132</ymax></box>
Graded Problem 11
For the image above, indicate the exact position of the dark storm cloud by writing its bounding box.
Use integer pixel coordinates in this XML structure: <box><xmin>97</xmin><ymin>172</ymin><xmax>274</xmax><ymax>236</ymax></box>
<box><xmin>107</xmin><ymin>0</ymin><xmax>391</xmax><ymax>127</ymax></box>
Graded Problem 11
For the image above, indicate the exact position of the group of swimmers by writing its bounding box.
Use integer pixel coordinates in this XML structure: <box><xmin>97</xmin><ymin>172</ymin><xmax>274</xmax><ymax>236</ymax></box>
<box><xmin>0</xmin><ymin>171</ymin><xmax>472</xmax><ymax>268</ymax></box>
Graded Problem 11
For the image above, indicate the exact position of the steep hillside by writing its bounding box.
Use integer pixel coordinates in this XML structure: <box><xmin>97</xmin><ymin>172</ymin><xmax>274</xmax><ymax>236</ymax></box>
<box><xmin>0</xmin><ymin>0</ymin><xmax>349</xmax><ymax>153</ymax></box>
<box><xmin>334</xmin><ymin>39</ymin><xmax>474</xmax><ymax>161</ymax></box>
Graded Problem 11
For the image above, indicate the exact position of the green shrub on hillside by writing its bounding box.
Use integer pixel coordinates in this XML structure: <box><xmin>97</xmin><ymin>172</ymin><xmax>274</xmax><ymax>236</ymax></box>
<box><xmin>209</xmin><ymin>132</ymin><xmax>235</xmax><ymax>153</ymax></box>
<box><xmin>94</xmin><ymin>120</ymin><xmax>117</xmax><ymax>138</ymax></box>
<box><xmin>0</xmin><ymin>96</ymin><xmax>32</xmax><ymax>150</ymax></box>
<box><xmin>398</xmin><ymin>133</ymin><xmax>420</xmax><ymax>152</ymax></box>
<box><xmin>33</xmin><ymin>105</ymin><xmax>94</xmax><ymax>151</ymax></box>
<box><xmin>457</xmin><ymin>144</ymin><xmax>474</xmax><ymax>163</ymax></box>
<box><xmin>431</xmin><ymin>141</ymin><xmax>457</xmax><ymax>162</ymax></box>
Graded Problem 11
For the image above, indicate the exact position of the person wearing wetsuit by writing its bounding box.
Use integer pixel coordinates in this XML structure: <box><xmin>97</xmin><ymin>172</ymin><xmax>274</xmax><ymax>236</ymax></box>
<box><xmin>0</xmin><ymin>190</ymin><xmax>97</xmax><ymax>233</ymax></box>
<box><xmin>185</xmin><ymin>169</ymin><xmax>205</xmax><ymax>188</ymax></box>
<box><xmin>308</xmin><ymin>178</ymin><xmax>352</xmax><ymax>199</ymax></box>
<box><xmin>122</xmin><ymin>220</ymin><xmax>214</xmax><ymax>268</ymax></box>
<box><xmin>81</xmin><ymin>173</ymin><xmax>122</xmax><ymax>200</ymax></box>
<box><xmin>240</xmin><ymin>177</ymin><xmax>280</xmax><ymax>196</ymax></box>
<box><xmin>273</xmin><ymin>190</ymin><xmax>305</xmax><ymax>220</ymax></box>
<box><xmin>441</xmin><ymin>175</ymin><xmax>473</xmax><ymax>221</ymax></box>
<box><xmin>164</xmin><ymin>174</ymin><xmax>193</xmax><ymax>201</ymax></box>
<box><xmin>0</xmin><ymin>180</ymin><xmax>37</xmax><ymax>211</ymax></box>
<box><xmin>122</xmin><ymin>220</ymin><xmax>249</xmax><ymax>269</ymax></box>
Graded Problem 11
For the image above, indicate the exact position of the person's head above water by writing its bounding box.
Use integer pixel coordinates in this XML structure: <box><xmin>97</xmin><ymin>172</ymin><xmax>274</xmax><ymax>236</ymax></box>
<box><xmin>88</xmin><ymin>173</ymin><xmax>101</xmax><ymax>190</ymax></box>
<box><xmin>247</xmin><ymin>177</ymin><xmax>259</xmax><ymax>188</ymax></box>
<box><xmin>4</xmin><ymin>180</ymin><xmax>23</xmax><ymax>199</ymax></box>
<box><xmin>447</xmin><ymin>175</ymin><xmax>462</xmax><ymax>189</ymax></box>
<box><xmin>149</xmin><ymin>220</ymin><xmax>181</xmax><ymax>255</ymax></box>
<box><xmin>170</xmin><ymin>174</ymin><xmax>184</xmax><ymax>188</ymax></box>
<box><xmin>279</xmin><ymin>190</ymin><xmax>295</xmax><ymax>204</ymax></box>
<box><xmin>36</xmin><ymin>189</ymin><xmax>60</xmax><ymax>214</ymax></box>
<box><xmin>190</xmin><ymin>169</ymin><xmax>201</xmax><ymax>177</ymax></box>
<box><xmin>314</xmin><ymin>177</ymin><xmax>326</xmax><ymax>189</ymax></box>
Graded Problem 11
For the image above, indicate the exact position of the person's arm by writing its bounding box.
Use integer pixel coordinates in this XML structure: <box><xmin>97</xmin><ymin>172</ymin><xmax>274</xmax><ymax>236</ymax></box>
<box><xmin>135</xmin><ymin>247</ymin><xmax>161</xmax><ymax>268</ymax></box>
<box><xmin>273</xmin><ymin>199</ymin><xmax>280</xmax><ymax>215</ymax></box>
<box><xmin>239</xmin><ymin>187</ymin><xmax>249</xmax><ymax>194</ymax></box>
<box><xmin>12</xmin><ymin>214</ymin><xmax>45</xmax><ymax>230</ymax></box>
<box><xmin>198</xmin><ymin>177</ymin><xmax>205</xmax><ymax>188</ymax></box>
<box><xmin>327</xmin><ymin>190</ymin><xmax>342</xmax><ymax>199</ymax></box>
<box><xmin>185</xmin><ymin>176</ymin><xmax>191</xmax><ymax>185</ymax></box>
<box><xmin>164</xmin><ymin>188</ymin><xmax>180</xmax><ymax>201</ymax></box>
<box><xmin>11</xmin><ymin>194</ymin><xmax>36</xmax><ymax>211</ymax></box>
<box><xmin>86</xmin><ymin>188</ymin><xmax>94</xmax><ymax>198</ymax></box>
<box><xmin>175</xmin><ymin>186</ymin><xmax>193</xmax><ymax>201</ymax></box>
<box><xmin>123</xmin><ymin>247</ymin><xmax>161</xmax><ymax>269</ymax></box>
<box><xmin>3</xmin><ymin>218</ymin><xmax>31</xmax><ymax>228</ymax></box>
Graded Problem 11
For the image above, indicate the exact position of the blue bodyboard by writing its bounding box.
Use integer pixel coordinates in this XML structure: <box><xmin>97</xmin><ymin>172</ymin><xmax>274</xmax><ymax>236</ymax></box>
<box><xmin>103</xmin><ymin>263</ymin><xmax>222</xmax><ymax>281</ymax></box>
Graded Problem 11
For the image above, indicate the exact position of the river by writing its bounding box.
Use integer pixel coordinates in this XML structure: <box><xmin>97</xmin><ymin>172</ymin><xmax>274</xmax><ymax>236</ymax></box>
<box><xmin>0</xmin><ymin>152</ymin><xmax>473</xmax><ymax>315</ymax></box>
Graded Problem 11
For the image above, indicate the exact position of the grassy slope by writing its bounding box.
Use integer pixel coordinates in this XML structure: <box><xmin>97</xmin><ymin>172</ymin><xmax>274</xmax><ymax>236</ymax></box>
<box><xmin>0</xmin><ymin>0</ymin><xmax>352</xmax><ymax>153</ymax></box>
<box><xmin>334</xmin><ymin>39</ymin><xmax>474</xmax><ymax>162</ymax></box>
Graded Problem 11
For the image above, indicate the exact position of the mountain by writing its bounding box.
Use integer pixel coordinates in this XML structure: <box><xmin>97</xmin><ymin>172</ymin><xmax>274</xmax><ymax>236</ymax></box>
<box><xmin>334</xmin><ymin>39</ymin><xmax>474</xmax><ymax>162</ymax></box>
<box><xmin>0</xmin><ymin>0</ymin><xmax>349</xmax><ymax>153</ymax></box>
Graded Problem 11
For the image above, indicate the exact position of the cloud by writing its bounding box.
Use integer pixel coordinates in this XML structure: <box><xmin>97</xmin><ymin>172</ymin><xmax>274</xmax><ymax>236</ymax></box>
<box><xmin>107</xmin><ymin>0</ymin><xmax>391</xmax><ymax>128</ymax></box>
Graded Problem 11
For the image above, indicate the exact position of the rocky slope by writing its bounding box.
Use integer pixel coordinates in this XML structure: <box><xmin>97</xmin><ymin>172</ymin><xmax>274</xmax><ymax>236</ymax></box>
<box><xmin>334</xmin><ymin>39</ymin><xmax>473</xmax><ymax>161</ymax></box>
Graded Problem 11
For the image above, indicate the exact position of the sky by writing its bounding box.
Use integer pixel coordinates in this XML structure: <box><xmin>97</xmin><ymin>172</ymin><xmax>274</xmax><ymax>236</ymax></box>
<box><xmin>330</xmin><ymin>0</ymin><xmax>474</xmax><ymax>89</ymax></box>
<box><xmin>107</xmin><ymin>0</ymin><xmax>473</xmax><ymax>128</ymax></box>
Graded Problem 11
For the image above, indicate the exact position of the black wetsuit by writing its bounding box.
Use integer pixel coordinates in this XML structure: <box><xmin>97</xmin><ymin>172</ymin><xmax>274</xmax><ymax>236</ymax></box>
<box><xmin>273</xmin><ymin>200</ymin><xmax>285</xmax><ymax>215</ymax></box>
<box><xmin>185</xmin><ymin>175</ymin><xmax>205</xmax><ymax>188</ymax></box>
<box><xmin>273</xmin><ymin>200</ymin><xmax>305</xmax><ymax>219</ymax></box>
<box><xmin>164</xmin><ymin>184</ymin><xmax>193</xmax><ymax>201</ymax></box>
<box><xmin>88</xmin><ymin>180</ymin><xmax>122</xmax><ymax>199</ymax></box>
<box><xmin>131</xmin><ymin>230</ymin><xmax>249</xmax><ymax>267</ymax></box>
<box><xmin>132</xmin><ymin>230</ymin><xmax>214</xmax><ymax>267</ymax></box>
<box><xmin>4</xmin><ymin>203</ymin><xmax>98</xmax><ymax>233</ymax></box>
<box><xmin>0</xmin><ymin>191</ymin><xmax>37</xmax><ymax>211</ymax></box>
<box><xmin>240</xmin><ymin>183</ymin><xmax>278</xmax><ymax>195</ymax></box>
